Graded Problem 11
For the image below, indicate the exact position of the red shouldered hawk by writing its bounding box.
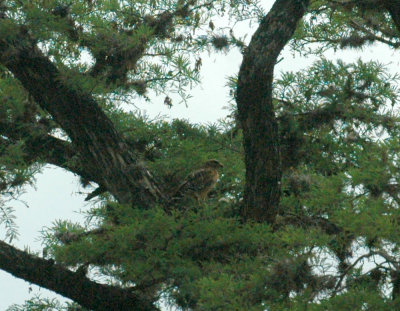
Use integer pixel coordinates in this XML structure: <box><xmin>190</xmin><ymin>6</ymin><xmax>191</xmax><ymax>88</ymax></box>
<box><xmin>174</xmin><ymin>159</ymin><xmax>224</xmax><ymax>202</ymax></box>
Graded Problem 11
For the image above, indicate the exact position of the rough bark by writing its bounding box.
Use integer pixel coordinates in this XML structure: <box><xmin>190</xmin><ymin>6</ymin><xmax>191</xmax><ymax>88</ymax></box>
<box><xmin>0</xmin><ymin>0</ymin><xmax>311</xmax><ymax>307</ymax></box>
<box><xmin>26</xmin><ymin>134</ymin><xmax>106</xmax><ymax>188</ymax></box>
<box><xmin>0</xmin><ymin>240</ymin><xmax>157</xmax><ymax>311</ymax></box>
<box><xmin>236</xmin><ymin>0</ymin><xmax>310</xmax><ymax>223</ymax></box>
<box><xmin>0</xmin><ymin>21</ymin><xmax>163</xmax><ymax>206</ymax></box>
<box><xmin>392</xmin><ymin>270</ymin><xmax>400</xmax><ymax>301</ymax></box>
<box><xmin>0</xmin><ymin>119</ymin><xmax>97</xmax><ymax>184</ymax></box>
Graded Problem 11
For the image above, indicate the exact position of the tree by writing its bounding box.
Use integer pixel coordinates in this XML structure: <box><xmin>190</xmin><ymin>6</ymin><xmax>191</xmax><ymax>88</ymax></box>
<box><xmin>2</xmin><ymin>0</ymin><xmax>400</xmax><ymax>310</ymax></box>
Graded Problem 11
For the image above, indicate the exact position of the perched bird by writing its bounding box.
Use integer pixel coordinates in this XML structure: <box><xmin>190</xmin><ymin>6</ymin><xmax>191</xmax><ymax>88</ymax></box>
<box><xmin>174</xmin><ymin>159</ymin><xmax>224</xmax><ymax>202</ymax></box>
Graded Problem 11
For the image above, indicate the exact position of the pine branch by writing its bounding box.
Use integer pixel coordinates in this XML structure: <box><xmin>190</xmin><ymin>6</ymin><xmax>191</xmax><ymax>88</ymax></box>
<box><xmin>0</xmin><ymin>240</ymin><xmax>158</xmax><ymax>311</ymax></box>
<box><xmin>88</xmin><ymin>0</ymin><xmax>197</xmax><ymax>84</ymax></box>
<box><xmin>0</xmin><ymin>19</ymin><xmax>164</xmax><ymax>205</ymax></box>
<box><xmin>0</xmin><ymin>119</ymin><xmax>102</xmax><ymax>187</ymax></box>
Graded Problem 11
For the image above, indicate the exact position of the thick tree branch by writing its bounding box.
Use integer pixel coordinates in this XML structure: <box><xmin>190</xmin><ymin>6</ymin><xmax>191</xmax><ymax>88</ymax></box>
<box><xmin>0</xmin><ymin>118</ymin><xmax>103</xmax><ymax>187</ymax></box>
<box><xmin>0</xmin><ymin>240</ymin><xmax>157</xmax><ymax>311</ymax></box>
<box><xmin>236</xmin><ymin>0</ymin><xmax>310</xmax><ymax>223</ymax></box>
<box><xmin>0</xmin><ymin>20</ymin><xmax>164</xmax><ymax>205</ymax></box>
<box><xmin>27</xmin><ymin>134</ymin><xmax>103</xmax><ymax>185</ymax></box>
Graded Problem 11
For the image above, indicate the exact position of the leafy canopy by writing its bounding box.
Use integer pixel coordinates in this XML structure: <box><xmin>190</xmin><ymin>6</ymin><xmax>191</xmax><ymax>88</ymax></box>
<box><xmin>2</xmin><ymin>0</ymin><xmax>400</xmax><ymax>310</ymax></box>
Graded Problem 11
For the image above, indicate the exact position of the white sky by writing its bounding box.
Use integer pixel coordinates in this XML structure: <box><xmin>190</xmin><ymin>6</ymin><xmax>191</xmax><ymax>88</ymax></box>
<box><xmin>1</xmin><ymin>2</ymin><xmax>400</xmax><ymax>309</ymax></box>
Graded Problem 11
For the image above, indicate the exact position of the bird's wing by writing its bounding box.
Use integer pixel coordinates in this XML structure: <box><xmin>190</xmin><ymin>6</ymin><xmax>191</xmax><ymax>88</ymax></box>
<box><xmin>176</xmin><ymin>168</ymin><xmax>218</xmax><ymax>195</ymax></box>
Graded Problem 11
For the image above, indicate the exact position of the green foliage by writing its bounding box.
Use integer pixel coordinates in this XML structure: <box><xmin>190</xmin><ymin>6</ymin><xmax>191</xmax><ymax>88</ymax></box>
<box><xmin>292</xmin><ymin>0</ymin><xmax>400</xmax><ymax>55</ymax></box>
<box><xmin>44</xmin><ymin>204</ymin><xmax>317</xmax><ymax>310</ymax></box>
<box><xmin>1</xmin><ymin>0</ymin><xmax>261</xmax><ymax>102</ymax></box>
<box><xmin>0</xmin><ymin>202</ymin><xmax>18</xmax><ymax>242</ymax></box>
<box><xmin>4</xmin><ymin>0</ymin><xmax>400</xmax><ymax>310</ymax></box>
<box><xmin>6</xmin><ymin>295</ymin><xmax>88</xmax><ymax>311</ymax></box>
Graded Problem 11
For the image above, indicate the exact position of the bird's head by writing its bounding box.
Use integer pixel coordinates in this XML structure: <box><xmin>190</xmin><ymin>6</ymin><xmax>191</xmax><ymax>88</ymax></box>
<box><xmin>204</xmin><ymin>159</ymin><xmax>224</xmax><ymax>169</ymax></box>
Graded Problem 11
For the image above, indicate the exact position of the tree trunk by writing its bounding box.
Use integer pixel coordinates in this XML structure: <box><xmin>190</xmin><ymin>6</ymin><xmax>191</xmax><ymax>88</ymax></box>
<box><xmin>0</xmin><ymin>22</ymin><xmax>163</xmax><ymax>206</ymax></box>
<box><xmin>236</xmin><ymin>0</ymin><xmax>309</xmax><ymax>223</ymax></box>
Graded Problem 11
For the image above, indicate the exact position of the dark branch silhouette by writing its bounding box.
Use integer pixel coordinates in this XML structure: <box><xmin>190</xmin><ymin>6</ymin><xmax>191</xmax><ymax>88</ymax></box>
<box><xmin>0</xmin><ymin>240</ymin><xmax>158</xmax><ymax>311</ymax></box>
<box><xmin>0</xmin><ymin>19</ymin><xmax>163</xmax><ymax>206</ymax></box>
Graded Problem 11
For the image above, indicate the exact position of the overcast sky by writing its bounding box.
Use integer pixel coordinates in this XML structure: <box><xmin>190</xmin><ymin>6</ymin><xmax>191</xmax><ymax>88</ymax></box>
<box><xmin>1</xmin><ymin>3</ymin><xmax>400</xmax><ymax>309</ymax></box>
